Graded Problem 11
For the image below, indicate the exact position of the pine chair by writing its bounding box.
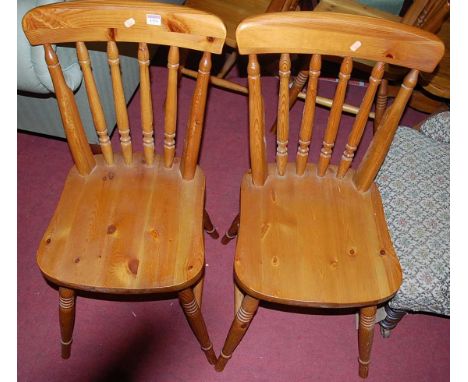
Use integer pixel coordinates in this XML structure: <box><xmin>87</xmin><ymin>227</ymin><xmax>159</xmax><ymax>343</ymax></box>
<box><xmin>22</xmin><ymin>0</ymin><xmax>226</xmax><ymax>363</ymax></box>
<box><xmin>214</xmin><ymin>12</ymin><xmax>444</xmax><ymax>378</ymax></box>
<box><xmin>271</xmin><ymin>0</ymin><xmax>450</xmax><ymax>134</ymax></box>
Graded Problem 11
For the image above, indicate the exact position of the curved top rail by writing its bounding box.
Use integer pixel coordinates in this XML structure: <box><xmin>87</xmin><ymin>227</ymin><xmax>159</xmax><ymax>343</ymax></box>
<box><xmin>236</xmin><ymin>12</ymin><xmax>444</xmax><ymax>72</ymax></box>
<box><xmin>23</xmin><ymin>0</ymin><xmax>226</xmax><ymax>53</ymax></box>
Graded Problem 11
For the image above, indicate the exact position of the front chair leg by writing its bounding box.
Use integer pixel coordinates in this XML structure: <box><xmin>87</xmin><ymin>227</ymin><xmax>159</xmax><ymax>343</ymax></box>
<box><xmin>178</xmin><ymin>288</ymin><xmax>217</xmax><ymax>365</ymax></box>
<box><xmin>59</xmin><ymin>287</ymin><xmax>76</xmax><ymax>359</ymax></box>
<box><xmin>358</xmin><ymin>305</ymin><xmax>377</xmax><ymax>378</ymax></box>
<box><xmin>215</xmin><ymin>294</ymin><xmax>259</xmax><ymax>372</ymax></box>
<box><xmin>221</xmin><ymin>213</ymin><xmax>240</xmax><ymax>245</ymax></box>
<box><xmin>203</xmin><ymin>209</ymin><xmax>219</xmax><ymax>239</ymax></box>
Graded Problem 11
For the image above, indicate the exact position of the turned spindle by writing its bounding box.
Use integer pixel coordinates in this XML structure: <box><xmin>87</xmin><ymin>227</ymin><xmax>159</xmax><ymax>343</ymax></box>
<box><xmin>107</xmin><ymin>41</ymin><xmax>132</xmax><ymax>165</ymax></box>
<box><xmin>276</xmin><ymin>53</ymin><xmax>291</xmax><ymax>176</ymax></box>
<box><xmin>76</xmin><ymin>41</ymin><xmax>113</xmax><ymax>165</ymax></box>
<box><xmin>337</xmin><ymin>62</ymin><xmax>385</xmax><ymax>178</ymax></box>
<box><xmin>164</xmin><ymin>46</ymin><xmax>179</xmax><ymax>168</ymax></box>
<box><xmin>296</xmin><ymin>54</ymin><xmax>321</xmax><ymax>176</ymax></box>
<box><xmin>138</xmin><ymin>42</ymin><xmax>155</xmax><ymax>165</ymax></box>
<box><xmin>59</xmin><ymin>287</ymin><xmax>75</xmax><ymax>359</ymax></box>
<box><xmin>317</xmin><ymin>56</ymin><xmax>353</xmax><ymax>177</ymax></box>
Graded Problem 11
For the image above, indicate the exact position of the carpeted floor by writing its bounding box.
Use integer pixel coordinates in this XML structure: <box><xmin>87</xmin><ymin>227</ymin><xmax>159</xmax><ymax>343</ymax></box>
<box><xmin>18</xmin><ymin>64</ymin><xmax>449</xmax><ymax>381</ymax></box>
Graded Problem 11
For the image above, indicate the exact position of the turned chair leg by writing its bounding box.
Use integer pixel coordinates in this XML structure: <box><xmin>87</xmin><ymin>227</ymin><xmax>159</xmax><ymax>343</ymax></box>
<box><xmin>358</xmin><ymin>306</ymin><xmax>377</xmax><ymax>378</ymax></box>
<box><xmin>234</xmin><ymin>282</ymin><xmax>244</xmax><ymax>316</ymax></box>
<box><xmin>193</xmin><ymin>274</ymin><xmax>204</xmax><ymax>308</ymax></box>
<box><xmin>203</xmin><ymin>209</ymin><xmax>219</xmax><ymax>239</ymax></box>
<box><xmin>221</xmin><ymin>213</ymin><xmax>240</xmax><ymax>245</ymax></box>
<box><xmin>379</xmin><ymin>305</ymin><xmax>407</xmax><ymax>338</ymax></box>
<box><xmin>215</xmin><ymin>294</ymin><xmax>259</xmax><ymax>372</ymax></box>
<box><xmin>217</xmin><ymin>50</ymin><xmax>238</xmax><ymax>79</ymax></box>
<box><xmin>374</xmin><ymin>79</ymin><xmax>388</xmax><ymax>134</ymax></box>
<box><xmin>59</xmin><ymin>287</ymin><xmax>76</xmax><ymax>359</ymax></box>
<box><xmin>179</xmin><ymin>288</ymin><xmax>217</xmax><ymax>365</ymax></box>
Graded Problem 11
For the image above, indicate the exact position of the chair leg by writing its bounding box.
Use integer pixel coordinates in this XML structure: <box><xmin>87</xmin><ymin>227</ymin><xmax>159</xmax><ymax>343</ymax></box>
<box><xmin>221</xmin><ymin>213</ymin><xmax>240</xmax><ymax>245</ymax></box>
<box><xmin>203</xmin><ymin>209</ymin><xmax>219</xmax><ymax>239</ymax></box>
<box><xmin>215</xmin><ymin>294</ymin><xmax>259</xmax><ymax>372</ymax></box>
<box><xmin>217</xmin><ymin>50</ymin><xmax>238</xmax><ymax>79</ymax></box>
<box><xmin>178</xmin><ymin>288</ymin><xmax>217</xmax><ymax>365</ymax></box>
<box><xmin>193</xmin><ymin>274</ymin><xmax>204</xmax><ymax>308</ymax></box>
<box><xmin>379</xmin><ymin>305</ymin><xmax>407</xmax><ymax>338</ymax></box>
<box><xmin>59</xmin><ymin>287</ymin><xmax>76</xmax><ymax>359</ymax></box>
<box><xmin>374</xmin><ymin>79</ymin><xmax>388</xmax><ymax>134</ymax></box>
<box><xmin>234</xmin><ymin>282</ymin><xmax>244</xmax><ymax>316</ymax></box>
<box><xmin>358</xmin><ymin>305</ymin><xmax>377</xmax><ymax>378</ymax></box>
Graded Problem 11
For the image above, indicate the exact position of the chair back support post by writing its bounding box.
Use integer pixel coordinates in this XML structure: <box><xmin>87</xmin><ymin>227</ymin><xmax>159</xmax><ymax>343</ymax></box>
<box><xmin>164</xmin><ymin>46</ymin><xmax>179</xmax><ymax>168</ymax></box>
<box><xmin>353</xmin><ymin>69</ymin><xmax>420</xmax><ymax>192</ymax></box>
<box><xmin>180</xmin><ymin>52</ymin><xmax>212</xmax><ymax>180</ymax></box>
<box><xmin>76</xmin><ymin>41</ymin><xmax>114</xmax><ymax>166</ymax></box>
<box><xmin>44</xmin><ymin>43</ymin><xmax>96</xmax><ymax>175</ymax></box>
<box><xmin>248</xmin><ymin>54</ymin><xmax>268</xmax><ymax>186</ymax></box>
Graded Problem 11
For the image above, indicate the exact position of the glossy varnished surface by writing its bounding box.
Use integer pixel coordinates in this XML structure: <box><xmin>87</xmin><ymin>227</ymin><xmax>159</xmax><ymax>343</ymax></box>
<box><xmin>37</xmin><ymin>154</ymin><xmax>205</xmax><ymax>293</ymax></box>
<box><xmin>234</xmin><ymin>163</ymin><xmax>402</xmax><ymax>308</ymax></box>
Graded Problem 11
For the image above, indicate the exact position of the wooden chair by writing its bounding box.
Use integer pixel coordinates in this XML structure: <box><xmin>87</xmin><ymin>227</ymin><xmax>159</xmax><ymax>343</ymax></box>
<box><xmin>22</xmin><ymin>0</ymin><xmax>226</xmax><ymax>363</ymax></box>
<box><xmin>180</xmin><ymin>0</ymin><xmax>300</xmax><ymax>92</ymax></box>
<box><xmin>214</xmin><ymin>12</ymin><xmax>444</xmax><ymax>378</ymax></box>
<box><xmin>270</xmin><ymin>0</ymin><xmax>449</xmax><ymax>134</ymax></box>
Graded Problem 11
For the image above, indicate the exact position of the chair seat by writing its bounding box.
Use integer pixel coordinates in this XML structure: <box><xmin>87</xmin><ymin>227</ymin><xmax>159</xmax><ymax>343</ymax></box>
<box><xmin>37</xmin><ymin>153</ymin><xmax>205</xmax><ymax>294</ymax></box>
<box><xmin>234</xmin><ymin>163</ymin><xmax>402</xmax><ymax>308</ymax></box>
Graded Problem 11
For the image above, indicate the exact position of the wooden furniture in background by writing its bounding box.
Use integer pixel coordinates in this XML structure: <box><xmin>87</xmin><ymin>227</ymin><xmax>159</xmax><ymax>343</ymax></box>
<box><xmin>270</xmin><ymin>0</ymin><xmax>449</xmax><ymax>134</ymax></box>
<box><xmin>181</xmin><ymin>0</ymin><xmax>300</xmax><ymax>91</ymax></box>
<box><xmin>215</xmin><ymin>12</ymin><xmax>444</xmax><ymax>378</ymax></box>
<box><xmin>22</xmin><ymin>0</ymin><xmax>226</xmax><ymax>363</ymax></box>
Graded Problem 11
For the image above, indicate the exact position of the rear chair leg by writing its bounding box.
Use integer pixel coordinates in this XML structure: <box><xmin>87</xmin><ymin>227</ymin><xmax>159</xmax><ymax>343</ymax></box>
<box><xmin>215</xmin><ymin>294</ymin><xmax>259</xmax><ymax>372</ymax></box>
<box><xmin>358</xmin><ymin>305</ymin><xmax>377</xmax><ymax>378</ymax></box>
<box><xmin>203</xmin><ymin>209</ymin><xmax>219</xmax><ymax>239</ymax></box>
<box><xmin>234</xmin><ymin>282</ymin><xmax>244</xmax><ymax>315</ymax></box>
<box><xmin>59</xmin><ymin>287</ymin><xmax>76</xmax><ymax>359</ymax></box>
<box><xmin>179</xmin><ymin>288</ymin><xmax>217</xmax><ymax>365</ymax></box>
<box><xmin>221</xmin><ymin>213</ymin><xmax>240</xmax><ymax>245</ymax></box>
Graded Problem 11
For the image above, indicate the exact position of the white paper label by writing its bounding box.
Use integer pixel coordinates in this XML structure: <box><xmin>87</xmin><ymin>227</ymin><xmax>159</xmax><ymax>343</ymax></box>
<box><xmin>146</xmin><ymin>14</ymin><xmax>162</xmax><ymax>26</ymax></box>
<box><xmin>350</xmin><ymin>40</ymin><xmax>362</xmax><ymax>52</ymax></box>
<box><xmin>124</xmin><ymin>18</ymin><xmax>135</xmax><ymax>28</ymax></box>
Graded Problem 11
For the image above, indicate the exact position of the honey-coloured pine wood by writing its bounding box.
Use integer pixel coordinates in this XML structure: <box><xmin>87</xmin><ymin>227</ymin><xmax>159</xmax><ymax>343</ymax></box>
<box><xmin>138</xmin><ymin>42</ymin><xmax>155</xmax><ymax>165</ymax></box>
<box><xmin>276</xmin><ymin>54</ymin><xmax>291</xmax><ymax>176</ymax></box>
<box><xmin>108</xmin><ymin>40</ymin><xmax>133</xmax><ymax>165</ymax></box>
<box><xmin>296</xmin><ymin>54</ymin><xmax>321</xmax><ymax>176</ymax></box>
<box><xmin>317</xmin><ymin>56</ymin><xmax>352</xmax><ymax>176</ymax></box>
<box><xmin>337</xmin><ymin>61</ymin><xmax>385</xmax><ymax>178</ymax></box>
<box><xmin>44</xmin><ymin>44</ymin><xmax>96</xmax><ymax>176</ymax></box>
<box><xmin>76</xmin><ymin>41</ymin><xmax>114</xmax><ymax>166</ymax></box>
<box><xmin>23</xmin><ymin>0</ymin><xmax>225</xmax><ymax>365</ymax></box>
<box><xmin>59</xmin><ymin>287</ymin><xmax>75</xmax><ymax>359</ymax></box>
<box><xmin>164</xmin><ymin>46</ymin><xmax>179</xmax><ymax>168</ymax></box>
<box><xmin>22</xmin><ymin>0</ymin><xmax>226</xmax><ymax>53</ymax></box>
<box><xmin>217</xmin><ymin>12</ymin><xmax>444</xmax><ymax>378</ymax></box>
<box><xmin>180</xmin><ymin>52</ymin><xmax>212</xmax><ymax>180</ymax></box>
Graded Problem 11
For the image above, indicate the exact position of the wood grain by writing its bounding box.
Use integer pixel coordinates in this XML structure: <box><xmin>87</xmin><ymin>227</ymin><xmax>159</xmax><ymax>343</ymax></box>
<box><xmin>22</xmin><ymin>0</ymin><xmax>226</xmax><ymax>53</ymax></box>
<box><xmin>37</xmin><ymin>154</ymin><xmax>206</xmax><ymax>293</ymax></box>
<box><xmin>164</xmin><ymin>46</ymin><xmax>179</xmax><ymax>168</ymax></box>
<box><xmin>236</xmin><ymin>12</ymin><xmax>444</xmax><ymax>72</ymax></box>
<box><xmin>235</xmin><ymin>163</ymin><xmax>402</xmax><ymax>308</ymax></box>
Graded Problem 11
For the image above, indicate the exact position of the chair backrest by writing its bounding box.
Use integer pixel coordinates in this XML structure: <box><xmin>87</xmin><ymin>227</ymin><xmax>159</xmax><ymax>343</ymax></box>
<box><xmin>22</xmin><ymin>0</ymin><xmax>226</xmax><ymax>180</ymax></box>
<box><xmin>236</xmin><ymin>12</ymin><xmax>444</xmax><ymax>191</ymax></box>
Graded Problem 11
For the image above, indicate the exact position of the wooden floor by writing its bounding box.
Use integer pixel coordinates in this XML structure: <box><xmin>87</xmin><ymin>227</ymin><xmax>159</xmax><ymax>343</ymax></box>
<box><xmin>235</xmin><ymin>163</ymin><xmax>402</xmax><ymax>308</ymax></box>
<box><xmin>37</xmin><ymin>153</ymin><xmax>206</xmax><ymax>293</ymax></box>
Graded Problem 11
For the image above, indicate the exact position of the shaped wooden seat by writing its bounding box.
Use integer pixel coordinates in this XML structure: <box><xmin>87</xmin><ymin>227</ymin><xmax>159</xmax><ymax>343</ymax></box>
<box><xmin>37</xmin><ymin>154</ymin><xmax>205</xmax><ymax>293</ymax></box>
<box><xmin>22</xmin><ymin>0</ymin><xmax>226</xmax><ymax>364</ymax></box>
<box><xmin>235</xmin><ymin>163</ymin><xmax>401</xmax><ymax>308</ymax></box>
<box><xmin>215</xmin><ymin>12</ymin><xmax>444</xmax><ymax>378</ymax></box>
